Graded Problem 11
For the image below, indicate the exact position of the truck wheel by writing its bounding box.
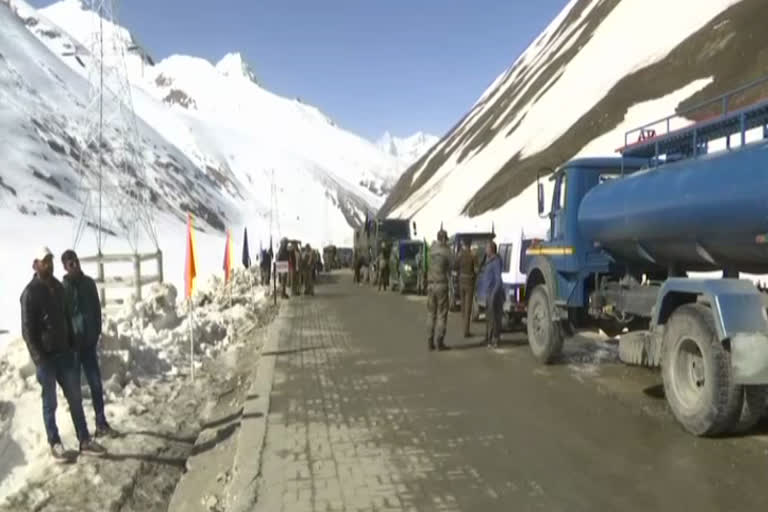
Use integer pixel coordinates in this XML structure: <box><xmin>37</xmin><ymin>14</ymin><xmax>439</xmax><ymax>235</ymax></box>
<box><xmin>618</xmin><ymin>332</ymin><xmax>647</xmax><ymax>366</ymax></box>
<box><xmin>661</xmin><ymin>304</ymin><xmax>742</xmax><ymax>436</ymax></box>
<box><xmin>526</xmin><ymin>285</ymin><xmax>564</xmax><ymax>364</ymax></box>
<box><xmin>732</xmin><ymin>386</ymin><xmax>768</xmax><ymax>434</ymax></box>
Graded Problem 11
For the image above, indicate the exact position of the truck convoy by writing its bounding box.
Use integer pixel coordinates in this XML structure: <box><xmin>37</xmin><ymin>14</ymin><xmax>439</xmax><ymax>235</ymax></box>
<box><xmin>525</xmin><ymin>79</ymin><xmax>768</xmax><ymax>436</ymax></box>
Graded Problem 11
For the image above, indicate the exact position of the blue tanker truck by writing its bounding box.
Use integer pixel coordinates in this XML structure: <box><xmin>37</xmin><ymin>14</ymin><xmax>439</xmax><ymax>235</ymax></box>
<box><xmin>525</xmin><ymin>77</ymin><xmax>768</xmax><ymax>436</ymax></box>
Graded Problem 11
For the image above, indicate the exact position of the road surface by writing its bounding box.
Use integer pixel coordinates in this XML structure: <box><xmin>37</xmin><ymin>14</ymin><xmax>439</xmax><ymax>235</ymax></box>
<box><xmin>254</xmin><ymin>271</ymin><xmax>768</xmax><ymax>512</ymax></box>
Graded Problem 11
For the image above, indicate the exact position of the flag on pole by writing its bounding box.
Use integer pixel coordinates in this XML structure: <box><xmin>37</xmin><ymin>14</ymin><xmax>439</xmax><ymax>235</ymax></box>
<box><xmin>223</xmin><ymin>228</ymin><xmax>233</xmax><ymax>282</ymax></box>
<box><xmin>184</xmin><ymin>213</ymin><xmax>197</xmax><ymax>299</ymax></box>
<box><xmin>242</xmin><ymin>227</ymin><xmax>251</xmax><ymax>268</ymax></box>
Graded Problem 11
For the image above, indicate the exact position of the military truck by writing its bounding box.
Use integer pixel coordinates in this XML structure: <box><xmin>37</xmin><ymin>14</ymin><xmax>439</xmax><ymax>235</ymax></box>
<box><xmin>337</xmin><ymin>247</ymin><xmax>353</xmax><ymax>268</ymax></box>
<box><xmin>322</xmin><ymin>245</ymin><xmax>338</xmax><ymax>271</ymax></box>
<box><xmin>391</xmin><ymin>239</ymin><xmax>425</xmax><ymax>294</ymax></box>
<box><xmin>447</xmin><ymin>231</ymin><xmax>496</xmax><ymax>311</ymax></box>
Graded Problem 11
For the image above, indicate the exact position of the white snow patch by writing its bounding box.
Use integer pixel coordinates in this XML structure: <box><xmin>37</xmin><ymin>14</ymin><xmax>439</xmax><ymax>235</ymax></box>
<box><xmin>0</xmin><ymin>263</ymin><xmax>270</xmax><ymax>501</ymax></box>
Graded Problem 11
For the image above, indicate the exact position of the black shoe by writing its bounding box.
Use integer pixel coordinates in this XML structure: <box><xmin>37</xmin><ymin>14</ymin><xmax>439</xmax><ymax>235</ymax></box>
<box><xmin>80</xmin><ymin>439</ymin><xmax>107</xmax><ymax>455</ymax></box>
<box><xmin>51</xmin><ymin>442</ymin><xmax>77</xmax><ymax>464</ymax></box>
<box><xmin>95</xmin><ymin>424</ymin><xmax>119</xmax><ymax>438</ymax></box>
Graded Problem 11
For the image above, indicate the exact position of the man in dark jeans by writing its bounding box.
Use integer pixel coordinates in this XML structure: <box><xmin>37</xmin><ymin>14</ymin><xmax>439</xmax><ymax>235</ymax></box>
<box><xmin>62</xmin><ymin>249</ymin><xmax>117</xmax><ymax>438</ymax></box>
<box><xmin>21</xmin><ymin>247</ymin><xmax>106</xmax><ymax>461</ymax></box>
<box><xmin>481</xmin><ymin>241</ymin><xmax>504</xmax><ymax>349</ymax></box>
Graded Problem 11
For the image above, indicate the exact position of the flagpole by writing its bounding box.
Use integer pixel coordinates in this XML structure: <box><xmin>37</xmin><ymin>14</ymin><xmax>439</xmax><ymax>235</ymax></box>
<box><xmin>188</xmin><ymin>298</ymin><xmax>195</xmax><ymax>382</ymax></box>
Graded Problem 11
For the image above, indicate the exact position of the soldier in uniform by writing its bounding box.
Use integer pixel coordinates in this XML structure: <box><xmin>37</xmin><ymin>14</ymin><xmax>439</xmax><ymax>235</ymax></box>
<box><xmin>292</xmin><ymin>243</ymin><xmax>303</xmax><ymax>296</ymax></box>
<box><xmin>353</xmin><ymin>248</ymin><xmax>362</xmax><ymax>284</ymax></box>
<box><xmin>426</xmin><ymin>227</ymin><xmax>453</xmax><ymax>351</ymax></box>
<box><xmin>276</xmin><ymin>238</ymin><xmax>290</xmax><ymax>299</ymax></box>
<box><xmin>377</xmin><ymin>241</ymin><xmax>391</xmax><ymax>291</ymax></box>
<box><xmin>303</xmin><ymin>244</ymin><xmax>316</xmax><ymax>296</ymax></box>
<box><xmin>456</xmin><ymin>239</ymin><xmax>477</xmax><ymax>337</ymax></box>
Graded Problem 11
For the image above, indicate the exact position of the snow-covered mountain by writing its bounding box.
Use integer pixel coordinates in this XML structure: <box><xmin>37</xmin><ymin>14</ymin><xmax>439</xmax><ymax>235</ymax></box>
<box><xmin>1</xmin><ymin>0</ymin><xmax>406</xmax><ymax>246</ymax></box>
<box><xmin>377</xmin><ymin>131</ymin><xmax>439</xmax><ymax>166</ymax></box>
<box><xmin>0</xmin><ymin>0</ymin><xmax>419</xmax><ymax>340</ymax></box>
<box><xmin>381</xmin><ymin>0</ymin><xmax>766</xmax><ymax>239</ymax></box>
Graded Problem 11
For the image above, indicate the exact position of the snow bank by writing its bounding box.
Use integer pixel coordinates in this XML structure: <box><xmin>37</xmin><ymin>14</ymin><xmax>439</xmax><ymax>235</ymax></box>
<box><xmin>0</xmin><ymin>262</ymin><xmax>271</xmax><ymax>502</ymax></box>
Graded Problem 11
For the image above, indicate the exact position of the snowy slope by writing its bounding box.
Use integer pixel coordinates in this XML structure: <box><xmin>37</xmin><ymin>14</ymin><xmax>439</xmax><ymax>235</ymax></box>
<box><xmin>0</xmin><ymin>0</ymin><xmax>417</xmax><ymax>341</ymax></box>
<box><xmin>377</xmin><ymin>131</ymin><xmax>439</xmax><ymax>166</ymax></box>
<box><xmin>381</xmin><ymin>0</ymin><xmax>766</xmax><ymax>240</ymax></box>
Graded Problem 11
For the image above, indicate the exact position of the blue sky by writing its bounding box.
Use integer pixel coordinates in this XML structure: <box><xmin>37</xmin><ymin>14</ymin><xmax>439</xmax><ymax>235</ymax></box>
<box><xmin>30</xmin><ymin>0</ymin><xmax>567</xmax><ymax>141</ymax></box>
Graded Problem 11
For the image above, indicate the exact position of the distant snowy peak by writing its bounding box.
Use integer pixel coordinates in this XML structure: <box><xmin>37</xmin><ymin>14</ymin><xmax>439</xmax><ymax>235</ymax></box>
<box><xmin>377</xmin><ymin>131</ymin><xmax>439</xmax><ymax>165</ymax></box>
<box><xmin>215</xmin><ymin>52</ymin><xmax>258</xmax><ymax>84</ymax></box>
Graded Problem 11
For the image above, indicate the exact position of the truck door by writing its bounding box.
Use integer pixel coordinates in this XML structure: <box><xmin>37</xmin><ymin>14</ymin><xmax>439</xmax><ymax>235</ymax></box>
<box><xmin>551</xmin><ymin>173</ymin><xmax>567</xmax><ymax>242</ymax></box>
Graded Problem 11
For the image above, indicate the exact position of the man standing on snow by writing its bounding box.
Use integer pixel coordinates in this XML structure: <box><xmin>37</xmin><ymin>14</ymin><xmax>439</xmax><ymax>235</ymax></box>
<box><xmin>426</xmin><ymin>227</ymin><xmax>453</xmax><ymax>351</ymax></box>
<box><xmin>61</xmin><ymin>250</ymin><xmax>118</xmax><ymax>438</ymax></box>
<box><xmin>21</xmin><ymin>247</ymin><xmax>106</xmax><ymax>461</ymax></box>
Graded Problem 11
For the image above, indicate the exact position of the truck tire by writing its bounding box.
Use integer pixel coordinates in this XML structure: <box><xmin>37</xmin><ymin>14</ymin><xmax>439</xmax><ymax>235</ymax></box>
<box><xmin>732</xmin><ymin>386</ymin><xmax>768</xmax><ymax>434</ymax></box>
<box><xmin>526</xmin><ymin>285</ymin><xmax>564</xmax><ymax>364</ymax></box>
<box><xmin>661</xmin><ymin>304</ymin><xmax>743</xmax><ymax>436</ymax></box>
<box><xmin>618</xmin><ymin>332</ymin><xmax>646</xmax><ymax>366</ymax></box>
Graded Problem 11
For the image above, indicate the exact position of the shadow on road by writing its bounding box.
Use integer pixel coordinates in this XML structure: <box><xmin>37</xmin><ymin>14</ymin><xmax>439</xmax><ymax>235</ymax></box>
<box><xmin>101</xmin><ymin>452</ymin><xmax>187</xmax><ymax>468</ymax></box>
<box><xmin>643</xmin><ymin>384</ymin><xmax>665</xmax><ymax>399</ymax></box>
<box><xmin>262</xmin><ymin>346</ymin><xmax>326</xmax><ymax>357</ymax></box>
<box><xmin>120</xmin><ymin>429</ymin><xmax>198</xmax><ymax>444</ymax></box>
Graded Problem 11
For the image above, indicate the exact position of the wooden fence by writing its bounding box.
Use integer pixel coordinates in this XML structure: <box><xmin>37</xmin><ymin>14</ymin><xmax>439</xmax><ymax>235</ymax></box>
<box><xmin>78</xmin><ymin>250</ymin><xmax>164</xmax><ymax>308</ymax></box>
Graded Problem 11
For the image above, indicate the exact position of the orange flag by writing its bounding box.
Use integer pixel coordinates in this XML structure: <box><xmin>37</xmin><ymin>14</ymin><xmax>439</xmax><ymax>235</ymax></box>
<box><xmin>185</xmin><ymin>213</ymin><xmax>197</xmax><ymax>299</ymax></box>
<box><xmin>222</xmin><ymin>228</ymin><xmax>233</xmax><ymax>282</ymax></box>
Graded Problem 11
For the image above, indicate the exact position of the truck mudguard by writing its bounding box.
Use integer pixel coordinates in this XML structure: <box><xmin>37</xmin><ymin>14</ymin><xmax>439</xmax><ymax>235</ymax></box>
<box><xmin>654</xmin><ymin>278</ymin><xmax>768</xmax><ymax>385</ymax></box>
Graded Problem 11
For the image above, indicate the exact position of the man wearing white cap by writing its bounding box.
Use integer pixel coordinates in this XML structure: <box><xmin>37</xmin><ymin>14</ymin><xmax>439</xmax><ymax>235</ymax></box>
<box><xmin>20</xmin><ymin>247</ymin><xmax>106</xmax><ymax>461</ymax></box>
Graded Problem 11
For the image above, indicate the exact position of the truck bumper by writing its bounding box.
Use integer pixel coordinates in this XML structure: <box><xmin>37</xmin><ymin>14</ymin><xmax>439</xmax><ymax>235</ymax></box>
<box><xmin>731</xmin><ymin>332</ymin><xmax>768</xmax><ymax>385</ymax></box>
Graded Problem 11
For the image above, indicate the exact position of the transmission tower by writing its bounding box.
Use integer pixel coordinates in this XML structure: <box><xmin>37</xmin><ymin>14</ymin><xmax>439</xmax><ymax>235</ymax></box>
<box><xmin>72</xmin><ymin>0</ymin><xmax>158</xmax><ymax>253</ymax></box>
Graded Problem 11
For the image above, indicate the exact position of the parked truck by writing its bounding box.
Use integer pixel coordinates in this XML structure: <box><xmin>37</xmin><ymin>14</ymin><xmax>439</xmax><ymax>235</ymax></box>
<box><xmin>525</xmin><ymin>78</ymin><xmax>768</xmax><ymax>436</ymax></box>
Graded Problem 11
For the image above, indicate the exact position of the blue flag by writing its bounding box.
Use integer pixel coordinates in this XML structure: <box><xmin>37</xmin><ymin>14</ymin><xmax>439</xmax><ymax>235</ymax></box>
<box><xmin>242</xmin><ymin>227</ymin><xmax>251</xmax><ymax>268</ymax></box>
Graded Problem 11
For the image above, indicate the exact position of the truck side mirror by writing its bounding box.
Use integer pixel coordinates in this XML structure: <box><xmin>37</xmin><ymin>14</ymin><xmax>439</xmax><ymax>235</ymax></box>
<box><xmin>537</xmin><ymin>182</ymin><xmax>545</xmax><ymax>215</ymax></box>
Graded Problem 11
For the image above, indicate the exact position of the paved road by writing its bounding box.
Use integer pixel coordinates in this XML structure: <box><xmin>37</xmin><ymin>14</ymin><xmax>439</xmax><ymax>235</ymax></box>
<box><xmin>255</xmin><ymin>271</ymin><xmax>768</xmax><ymax>512</ymax></box>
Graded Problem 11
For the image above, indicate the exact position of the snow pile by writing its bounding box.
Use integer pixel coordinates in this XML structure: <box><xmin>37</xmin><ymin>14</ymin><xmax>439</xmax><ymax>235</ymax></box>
<box><xmin>0</xmin><ymin>266</ymin><xmax>272</xmax><ymax>503</ymax></box>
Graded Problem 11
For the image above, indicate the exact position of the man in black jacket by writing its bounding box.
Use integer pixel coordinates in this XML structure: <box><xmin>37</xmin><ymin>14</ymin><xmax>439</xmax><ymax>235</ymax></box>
<box><xmin>21</xmin><ymin>247</ymin><xmax>105</xmax><ymax>461</ymax></box>
<box><xmin>62</xmin><ymin>249</ymin><xmax>117</xmax><ymax>438</ymax></box>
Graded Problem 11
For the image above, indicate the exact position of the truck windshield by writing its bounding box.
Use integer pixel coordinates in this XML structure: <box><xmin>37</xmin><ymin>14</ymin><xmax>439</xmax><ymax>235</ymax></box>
<box><xmin>400</xmin><ymin>243</ymin><xmax>422</xmax><ymax>260</ymax></box>
<box><xmin>378</xmin><ymin>220</ymin><xmax>410</xmax><ymax>240</ymax></box>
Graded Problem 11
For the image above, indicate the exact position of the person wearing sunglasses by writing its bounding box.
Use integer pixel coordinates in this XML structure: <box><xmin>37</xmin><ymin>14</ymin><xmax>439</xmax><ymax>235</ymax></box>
<box><xmin>61</xmin><ymin>249</ymin><xmax>118</xmax><ymax>438</ymax></box>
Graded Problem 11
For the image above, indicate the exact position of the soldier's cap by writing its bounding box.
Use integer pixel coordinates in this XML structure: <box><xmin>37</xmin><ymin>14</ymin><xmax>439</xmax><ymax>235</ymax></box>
<box><xmin>34</xmin><ymin>246</ymin><xmax>53</xmax><ymax>263</ymax></box>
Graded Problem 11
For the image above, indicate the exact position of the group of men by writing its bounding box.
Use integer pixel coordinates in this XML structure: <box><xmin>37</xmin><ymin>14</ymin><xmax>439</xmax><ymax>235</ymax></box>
<box><xmin>275</xmin><ymin>237</ymin><xmax>319</xmax><ymax>298</ymax></box>
<box><xmin>20</xmin><ymin>247</ymin><xmax>117</xmax><ymax>463</ymax></box>
<box><xmin>426</xmin><ymin>229</ymin><xmax>505</xmax><ymax>351</ymax></box>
